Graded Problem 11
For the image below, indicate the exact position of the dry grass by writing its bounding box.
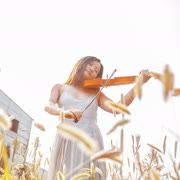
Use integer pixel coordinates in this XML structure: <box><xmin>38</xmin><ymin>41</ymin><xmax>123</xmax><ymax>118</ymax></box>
<box><xmin>56</xmin><ymin>123</ymin><xmax>98</xmax><ymax>155</ymax></box>
<box><xmin>0</xmin><ymin>133</ymin><xmax>179</xmax><ymax>180</ymax></box>
<box><xmin>0</xmin><ymin>64</ymin><xmax>179</xmax><ymax>179</ymax></box>
<box><xmin>105</xmin><ymin>101</ymin><xmax>131</xmax><ymax>115</ymax></box>
<box><xmin>72</xmin><ymin>172</ymin><xmax>90</xmax><ymax>180</ymax></box>
<box><xmin>134</xmin><ymin>75</ymin><xmax>143</xmax><ymax>100</ymax></box>
<box><xmin>34</xmin><ymin>123</ymin><xmax>46</xmax><ymax>132</ymax></box>
<box><xmin>0</xmin><ymin>108</ymin><xmax>14</xmax><ymax>130</ymax></box>
<box><xmin>107</xmin><ymin>119</ymin><xmax>129</xmax><ymax>135</ymax></box>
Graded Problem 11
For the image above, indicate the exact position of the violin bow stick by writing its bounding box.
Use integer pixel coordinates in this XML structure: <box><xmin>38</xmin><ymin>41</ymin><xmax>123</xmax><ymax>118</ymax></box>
<box><xmin>82</xmin><ymin>69</ymin><xmax>117</xmax><ymax>114</ymax></box>
<box><xmin>45</xmin><ymin>69</ymin><xmax>117</xmax><ymax>122</ymax></box>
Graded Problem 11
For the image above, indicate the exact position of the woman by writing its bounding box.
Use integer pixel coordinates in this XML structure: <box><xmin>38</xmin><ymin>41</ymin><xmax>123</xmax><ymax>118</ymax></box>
<box><xmin>45</xmin><ymin>56</ymin><xmax>151</xmax><ymax>180</ymax></box>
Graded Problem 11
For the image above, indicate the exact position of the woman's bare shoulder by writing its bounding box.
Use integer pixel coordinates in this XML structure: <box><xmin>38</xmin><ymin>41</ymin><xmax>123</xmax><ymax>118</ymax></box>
<box><xmin>49</xmin><ymin>83</ymin><xmax>65</xmax><ymax>103</ymax></box>
<box><xmin>52</xmin><ymin>83</ymin><xmax>68</xmax><ymax>94</ymax></box>
<box><xmin>51</xmin><ymin>83</ymin><xmax>63</xmax><ymax>90</ymax></box>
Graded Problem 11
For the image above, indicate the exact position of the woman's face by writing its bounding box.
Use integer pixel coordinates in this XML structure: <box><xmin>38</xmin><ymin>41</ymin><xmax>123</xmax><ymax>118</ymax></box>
<box><xmin>83</xmin><ymin>60</ymin><xmax>101</xmax><ymax>80</ymax></box>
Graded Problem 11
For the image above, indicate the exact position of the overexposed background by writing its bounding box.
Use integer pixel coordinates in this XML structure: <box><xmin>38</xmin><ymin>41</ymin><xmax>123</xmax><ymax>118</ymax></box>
<box><xmin>0</xmin><ymin>0</ymin><xmax>180</xmax><ymax>172</ymax></box>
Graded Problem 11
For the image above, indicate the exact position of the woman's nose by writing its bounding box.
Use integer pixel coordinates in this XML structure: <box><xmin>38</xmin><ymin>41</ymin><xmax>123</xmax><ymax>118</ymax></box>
<box><xmin>89</xmin><ymin>66</ymin><xmax>94</xmax><ymax>72</ymax></box>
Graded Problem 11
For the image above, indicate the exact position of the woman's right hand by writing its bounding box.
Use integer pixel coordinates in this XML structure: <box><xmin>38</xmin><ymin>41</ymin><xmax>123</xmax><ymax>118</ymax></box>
<box><xmin>64</xmin><ymin>108</ymin><xmax>83</xmax><ymax>123</ymax></box>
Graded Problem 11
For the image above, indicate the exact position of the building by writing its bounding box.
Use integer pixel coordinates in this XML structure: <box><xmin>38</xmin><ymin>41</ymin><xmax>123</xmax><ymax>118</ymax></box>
<box><xmin>0</xmin><ymin>89</ymin><xmax>33</xmax><ymax>164</ymax></box>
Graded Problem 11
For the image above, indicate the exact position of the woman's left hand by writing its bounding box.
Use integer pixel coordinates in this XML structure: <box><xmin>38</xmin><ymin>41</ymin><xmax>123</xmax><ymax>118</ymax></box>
<box><xmin>139</xmin><ymin>69</ymin><xmax>151</xmax><ymax>84</ymax></box>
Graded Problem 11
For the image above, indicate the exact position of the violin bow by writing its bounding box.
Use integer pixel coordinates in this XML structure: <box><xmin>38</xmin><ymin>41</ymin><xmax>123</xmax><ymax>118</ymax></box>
<box><xmin>45</xmin><ymin>69</ymin><xmax>117</xmax><ymax>122</ymax></box>
<box><xmin>82</xmin><ymin>69</ymin><xmax>117</xmax><ymax>114</ymax></box>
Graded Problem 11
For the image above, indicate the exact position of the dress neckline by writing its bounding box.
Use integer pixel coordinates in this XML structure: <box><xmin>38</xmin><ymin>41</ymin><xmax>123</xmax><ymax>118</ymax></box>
<box><xmin>63</xmin><ymin>84</ymin><xmax>96</xmax><ymax>100</ymax></box>
<box><xmin>64</xmin><ymin>91</ymin><xmax>95</xmax><ymax>101</ymax></box>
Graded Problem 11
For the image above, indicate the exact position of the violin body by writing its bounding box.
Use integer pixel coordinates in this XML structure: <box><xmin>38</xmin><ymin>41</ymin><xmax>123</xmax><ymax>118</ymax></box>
<box><xmin>84</xmin><ymin>76</ymin><xmax>137</xmax><ymax>88</ymax></box>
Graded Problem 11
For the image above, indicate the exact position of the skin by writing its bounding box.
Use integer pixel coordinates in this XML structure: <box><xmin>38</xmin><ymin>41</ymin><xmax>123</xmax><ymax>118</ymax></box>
<box><xmin>45</xmin><ymin>60</ymin><xmax>151</xmax><ymax>122</ymax></box>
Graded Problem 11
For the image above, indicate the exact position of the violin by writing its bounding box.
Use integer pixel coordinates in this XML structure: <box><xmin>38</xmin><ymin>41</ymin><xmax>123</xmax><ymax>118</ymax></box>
<box><xmin>84</xmin><ymin>76</ymin><xmax>137</xmax><ymax>88</ymax></box>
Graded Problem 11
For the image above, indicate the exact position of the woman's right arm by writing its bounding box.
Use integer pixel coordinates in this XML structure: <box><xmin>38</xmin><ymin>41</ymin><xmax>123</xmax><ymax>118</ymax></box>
<box><xmin>44</xmin><ymin>84</ymin><xmax>82</xmax><ymax>121</ymax></box>
<box><xmin>44</xmin><ymin>84</ymin><xmax>62</xmax><ymax>115</ymax></box>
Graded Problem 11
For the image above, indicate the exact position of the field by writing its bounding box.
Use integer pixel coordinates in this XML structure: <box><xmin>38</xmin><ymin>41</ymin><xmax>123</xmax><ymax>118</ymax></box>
<box><xmin>0</xmin><ymin>65</ymin><xmax>180</xmax><ymax>180</ymax></box>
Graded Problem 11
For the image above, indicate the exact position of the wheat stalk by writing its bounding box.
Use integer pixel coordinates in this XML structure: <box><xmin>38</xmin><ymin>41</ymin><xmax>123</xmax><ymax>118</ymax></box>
<box><xmin>149</xmin><ymin>169</ymin><xmax>160</xmax><ymax>180</ymax></box>
<box><xmin>174</xmin><ymin>141</ymin><xmax>177</xmax><ymax>158</ymax></box>
<box><xmin>161</xmin><ymin>65</ymin><xmax>174</xmax><ymax>101</ymax></box>
<box><xmin>172</xmin><ymin>89</ymin><xmax>180</xmax><ymax>96</ymax></box>
<box><xmin>95</xmin><ymin>167</ymin><xmax>103</xmax><ymax>176</ymax></box>
<box><xmin>147</xmin><ymin>144</ymin><xmax>163</xmax><ymax>153</ymax></box>
<box><xmin>57</xmin><ymin>123</ymin><xmax>98</xmax><ymax>155</ymax></box>
<box><xmin>34</xmin><ymin>123</ymin><xmax>46</xmax><ymax>131</ymax></box>
<box><xmin>107</xmin><ymin>119</ymin><xmax>129</xmax><ymax>135</ymax></box>
<box><xmin>91</xmin><ymin>148</ymin><xmax>122</xmax><ymax>164</ymax></box>
<box><xmin>57</xmin><ymin>171</ymin><xmax>65</xmax><ymax>180</ymax></box>
<box><xmin>163</xmin><ymin>135</ymin><xmax>167</xmax><ymax>154</ymax></box>
<box><xmin>105</xmin><ymin>101</ymin><xmax>131</xmax><ymax>115</ymax></box>
<box><xmin>72</xmin><ymin>173</ymin><xmax>90</xmax><ymax>180</ymax></box>
<box><xmin>0</xmin><ymin>108</ymin><xmax>14</xmax><ymax>130</ymax></box>
<box><xmin>91</xmin><ymin>162</ymin><xmax>95</xmax><ymax>180</ymax></box>
<box><xmin>134</xmin><ymin>75</ymin><xmax>143</xmax><ymax>100</ymax></box>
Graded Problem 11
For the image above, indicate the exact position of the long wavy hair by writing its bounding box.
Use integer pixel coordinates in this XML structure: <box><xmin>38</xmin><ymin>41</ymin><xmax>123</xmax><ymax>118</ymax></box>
<box><xmin>65</xmin><ymin>56</ymin><xmax>103</xmax><ymax>89</ymax></box>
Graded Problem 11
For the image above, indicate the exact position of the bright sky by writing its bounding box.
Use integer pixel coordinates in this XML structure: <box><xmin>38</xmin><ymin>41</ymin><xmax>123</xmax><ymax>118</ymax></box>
<box><xmin>0</xmin><ymin>0</ymin><xmax>180</xmax><ymax>172</ymax></box>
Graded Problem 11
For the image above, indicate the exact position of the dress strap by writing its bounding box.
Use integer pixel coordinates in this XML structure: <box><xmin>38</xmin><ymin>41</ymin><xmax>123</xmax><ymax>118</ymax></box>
<box><xmin>62</xmin><ymin>84</ymin><xmax>68</xmax><ymax>93</ymax></box>
<box><xmin>58</xmin><ymin>84</ymin><xmax>68</xmax><ymax>105</ymax></box>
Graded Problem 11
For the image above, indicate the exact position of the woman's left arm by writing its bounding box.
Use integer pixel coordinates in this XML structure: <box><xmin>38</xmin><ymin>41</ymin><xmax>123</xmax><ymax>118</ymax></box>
<box><xmin>98</xmin><ymin>69</ymin><xmax>151</xmax><ymax>113</ymax></box>
<box><xmin>124</xmin><ymin>69</ymin><xmax>151</xmax><ymax>106</ymax></box>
